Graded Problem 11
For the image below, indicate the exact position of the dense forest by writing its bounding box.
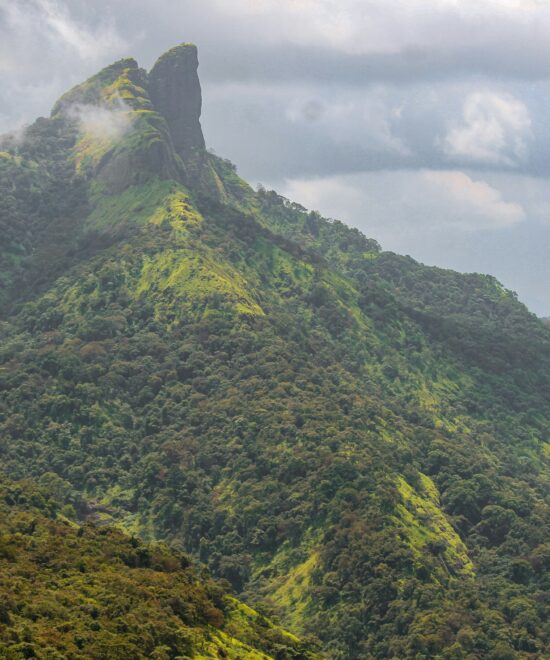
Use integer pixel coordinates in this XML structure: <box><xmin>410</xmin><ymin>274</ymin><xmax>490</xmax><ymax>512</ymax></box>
<box><xmin>0</xmin><ymin>44</ymin><xmax>549</xmax><ymax>658</ymax></box>
<box><xmin>0</xmin><ymin>477</ymin><xmax>316</xmax><ymax>658</ymax></box>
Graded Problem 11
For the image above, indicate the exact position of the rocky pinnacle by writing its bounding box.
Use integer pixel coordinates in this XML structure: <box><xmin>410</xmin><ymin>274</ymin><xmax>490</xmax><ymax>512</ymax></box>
<box><xmin>149</xmin><ymin>43</ymin><xmax>206</xmax><ymax>161</ymax></box>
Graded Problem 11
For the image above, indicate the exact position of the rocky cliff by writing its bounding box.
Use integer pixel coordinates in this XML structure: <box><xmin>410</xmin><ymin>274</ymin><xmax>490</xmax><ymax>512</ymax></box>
<box><xmin>149</xmin><ymin>43</ymin><xmax>206</xmax><ymax>159</ymax></box>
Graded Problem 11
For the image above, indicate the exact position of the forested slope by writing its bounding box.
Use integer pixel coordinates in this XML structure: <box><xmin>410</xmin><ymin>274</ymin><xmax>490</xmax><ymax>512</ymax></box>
<box><xmin>0</xmin><ymin>478</ymin><xmax>316</xmax><ymax>659</ymax></box>
<box><xmin>0</xmin><ymin>44</ymin><xmax>549</xmax><ymax>659</ymax></box>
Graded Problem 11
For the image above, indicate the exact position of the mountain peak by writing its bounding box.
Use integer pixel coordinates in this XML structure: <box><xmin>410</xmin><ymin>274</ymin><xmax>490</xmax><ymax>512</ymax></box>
<box><xmin>45</xmin><ymin>44</ymin><xmax>217</xmax><ymax>196</ymax></box>
<box><xmin>149</xmin><ymin>42</ymin><xmax>205</xmax><ymax>160</ymax></box>
<box><xmin>51</xmin><ymin>58</ymin><xmax>142</xmax><ymax>117</ymax></box>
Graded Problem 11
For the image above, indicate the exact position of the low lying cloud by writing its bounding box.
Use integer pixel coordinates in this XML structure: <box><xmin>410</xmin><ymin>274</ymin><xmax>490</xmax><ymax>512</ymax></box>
<box><xmin>66</xmin><ymin>100</ymin><xmax>134</xmax><ymax>141</ymax></box>
<box><xmin>0</xmin><ymin>124</ymin><xmax>28</xmax><ymax>149</ymax></box>
<box><xmin>442</xmin><ymin>92</ymin><xmax>532</xmax><ymax>166</ymax></box>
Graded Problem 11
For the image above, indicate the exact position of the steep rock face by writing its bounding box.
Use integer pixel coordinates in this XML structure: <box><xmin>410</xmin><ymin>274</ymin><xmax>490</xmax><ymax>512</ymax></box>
<box><xmin>148</xmin><ymin>43</ymin><xmax>225</xmax><ymax>199</ymax></box>
<box><xmin>149</xmin><ymin>44</ymin><xmax>206</xmax><ymax>160</ymax></box>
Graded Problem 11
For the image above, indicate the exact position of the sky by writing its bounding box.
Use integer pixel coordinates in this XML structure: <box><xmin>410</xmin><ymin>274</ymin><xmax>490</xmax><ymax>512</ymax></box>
<box><xmin>1</xmin><ymin>1</ymin><xmax>550</xmax><ymax>315</ymax></box>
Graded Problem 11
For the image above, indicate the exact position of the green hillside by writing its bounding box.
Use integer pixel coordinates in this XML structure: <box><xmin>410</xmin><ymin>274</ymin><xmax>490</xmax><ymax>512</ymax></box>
<box><xmin>0</xmin><ymin>478</ymin><xmax>316</xmax><ymax>659</ymax></box>
<box><xmin>1</xmin><ymin>44</ymin><xmax>549</xmax><ymax>658</ymax></box>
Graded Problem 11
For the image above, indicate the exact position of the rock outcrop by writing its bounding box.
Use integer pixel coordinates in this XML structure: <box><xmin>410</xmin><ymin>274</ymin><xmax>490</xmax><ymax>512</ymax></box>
<box><xmin>148</xmin><ymin>44</ymin><xmax>206</xmax><ymax>161</ymax></box>
<box><xmin>45</xmin><ymin>43</ymin><xmax>224</xmax><ymax>197</ymax></box>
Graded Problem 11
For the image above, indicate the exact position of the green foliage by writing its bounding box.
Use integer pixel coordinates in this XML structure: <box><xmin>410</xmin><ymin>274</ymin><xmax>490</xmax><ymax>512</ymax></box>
<box><xmin>396</xmin><ymin>474</ymin><xmax>474</xmax><ymax>576</ymax></box>
<box><xmin>0</xmin><ymin>118</ymin><xmax>87</xmax><ymax>310</ymax></box>
<box><xmin>1</xmin><ymin>46</ymin><xmax>549</xmax><ymax>659</ymax></box>
<box><xmin>0</xmin><ymin>478</ymin><xmax>317</xmax><ymax>659</ymax></box>
<box><xmin>85</xmin><ymin>178</ymin><xmax>178</xmax><ymax>232</ymax></box>
<box><xmin>51</xmin><ymin>58</ymin><xmax>143</xmax><ymax>116</ymax></box>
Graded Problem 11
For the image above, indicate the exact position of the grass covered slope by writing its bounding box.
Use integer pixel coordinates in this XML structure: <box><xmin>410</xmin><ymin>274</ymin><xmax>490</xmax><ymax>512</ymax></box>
<box><xmin>0</xmin><ymin>479</ymin><xmax>317</xmax><ymax>659</ymax></box>
<box><xmin>1</xmin><ymin>44</ymin><xmax>550</xmax><ymax>658</ymax></box>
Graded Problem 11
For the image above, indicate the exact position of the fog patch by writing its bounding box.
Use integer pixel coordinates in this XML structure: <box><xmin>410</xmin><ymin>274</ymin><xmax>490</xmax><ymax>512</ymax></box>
<box><xmin>66</xmin><ymin>98</ymin><xmax>134</xmax><ymax>141</ymax></box>
<box><xmin>0</xmin><ymin>125</ymin><xmax>28</xmax><ymax>150</ymax></box>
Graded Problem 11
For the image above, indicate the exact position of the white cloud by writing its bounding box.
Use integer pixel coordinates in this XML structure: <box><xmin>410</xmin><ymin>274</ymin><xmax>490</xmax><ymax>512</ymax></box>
<box><xmin>282</xmin><ymin>169</ymin><xmax>525</xmax><ymax>239</ymax></box>
<box><xmin>481</xmin><ymin>171</ymin><xmax>550</xmax><ymax>226</ymax></box>
<box><xmin>442</xmin><ymin>92</ymin><xmax>532</xmax><ymax>166</ymax></box>
<box><xmin>204</xmin><ymin>0</ymin><xmax>550</xmax><ymax>57</ymax></box>
<box><xmin>39</xmin><ymin>0</ymin><xmax>123</xmax><ymax>61</ymax></box>
<box><xmin>66</xmin><ymin>99</ymin><xmax>134</xmax><ymax>140</ymax></box>
<box><xmin>0</xmin><ymin>0</ymin><xmax>127</xmax><ymax>133</ymax></box>
<box><xmin>421</xmin><ymin>170</ymin><xmax>525</xmax><ymax>229</ymax></box>
<box><xmin>0</xmin><ymin>0</ymin><xmax>125</xmax><ymax>71</ymax></box>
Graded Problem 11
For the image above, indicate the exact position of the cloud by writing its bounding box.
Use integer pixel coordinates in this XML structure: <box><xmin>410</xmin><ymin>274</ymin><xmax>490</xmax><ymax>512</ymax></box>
<box><xmin>481</xmin><ymin>171</ymin><xmax>550</xmax><ymax>226</ymax></box>
<box><xmin>282</xmin><ymin>169</ymin><xmax>525</xmax><ymax>239</ymax></box>
<box><xmin>36</xmin><ymin>0</ymin><xmax>123</xmax><ymax>61</ymax></box>
<box><xmin>0</xmin><ymin>0</ymin><xmax>127</xmax><ymax>133</ymax></box>
<box><xmin>0</xmin><ymin>125</ymin><xmax>28</xmax><ymax>150</ymax></box>
<box><xmin>204</xmin><ymin>0</ymin><xmax>549</xmax><ymax>60</ymax></box>
<box><xmin>421</xmin><ymin>170</ymin><xmax>526</xmax><ymax>229</ymax></box>
<box><xmin>442</xmin><ymin>92</ymin><xmax>532</xmax><ymax>166</ymax></box>
<box><xmin>0</xmin><ymin>0</ymin><xmax>125</xmax><ymax>73</ymax></box>
<box><xmin>160</xmin><ymin>0</ymin><xmax>550</xmax><ymax>88</ymax></box>
<box><xmin>66</xmin><ymin>100</ymin><xmax>134</xmax><ymax>140</ymax></box>
<box><xmin>202</xmin><ymin>78</ymin><xmax>550</xmax><ymax>183</ymax></box>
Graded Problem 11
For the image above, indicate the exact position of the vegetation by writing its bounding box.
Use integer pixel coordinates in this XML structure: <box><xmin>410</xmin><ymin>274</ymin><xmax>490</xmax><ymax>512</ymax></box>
<box><xmin>0</xmin><ymin>478</ymin><xmax>316</xmax><ymax>659</ymax></box>
<box><xmin>0</xmin><ymin>44</ymin><xmax>549</xmax><ymax>658</ymax></box>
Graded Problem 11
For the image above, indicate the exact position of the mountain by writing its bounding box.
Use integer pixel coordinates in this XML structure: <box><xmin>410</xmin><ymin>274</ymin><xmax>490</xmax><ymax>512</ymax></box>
<box><xmin>1</xmin><ymin>43</ymin><xmax>549</xmax><ymax>659</ymax></box>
